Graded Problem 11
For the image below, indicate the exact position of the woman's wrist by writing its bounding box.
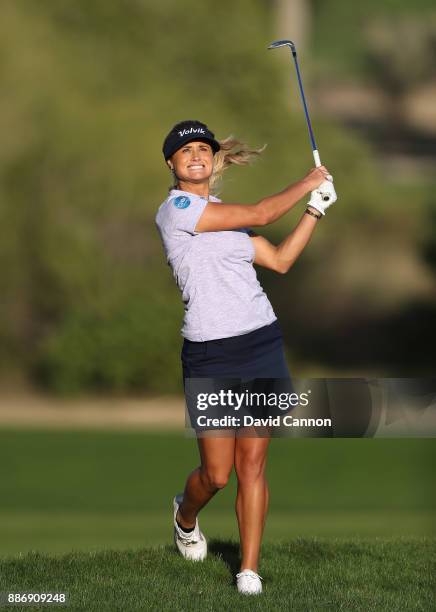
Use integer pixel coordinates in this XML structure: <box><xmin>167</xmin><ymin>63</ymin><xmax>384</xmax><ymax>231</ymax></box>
<box><xmin>300</xmin><ymin>177</ymin><xmax>313</xmax><ymax>196</ymax></box>
<box><xmin>306</xmin><ymin>205</ymin><xmax>322</xmax><ymax>219</ymax></box>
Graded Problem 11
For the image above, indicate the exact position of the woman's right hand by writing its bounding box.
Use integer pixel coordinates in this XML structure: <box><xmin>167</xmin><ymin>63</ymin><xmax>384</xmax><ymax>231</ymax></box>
<box><xmin>301</xmin><ymin>166</ymin><xmax>331</xmax><ymax>192</ymax></box>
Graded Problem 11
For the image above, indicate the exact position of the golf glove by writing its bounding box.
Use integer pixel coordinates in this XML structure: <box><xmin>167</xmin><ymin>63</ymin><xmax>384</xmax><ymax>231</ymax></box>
<box><xmin>308</xmin><ymin>178</ymin><xmax>337</xmax><ymax>216</ymax></box>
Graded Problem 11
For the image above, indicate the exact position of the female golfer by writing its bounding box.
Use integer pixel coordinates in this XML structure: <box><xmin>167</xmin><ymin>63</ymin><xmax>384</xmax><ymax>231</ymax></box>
<box><xmin>155</xmin><ymin>120</ymin><xmax>335</xmax><ymax>595</ymax></box>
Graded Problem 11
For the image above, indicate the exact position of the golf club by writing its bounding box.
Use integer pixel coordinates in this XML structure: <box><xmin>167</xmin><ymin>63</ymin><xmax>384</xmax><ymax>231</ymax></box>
<box><xmin>268</xmin><ymin>39</ymin><xmax>336</xmax><ymax>204</ymax></box>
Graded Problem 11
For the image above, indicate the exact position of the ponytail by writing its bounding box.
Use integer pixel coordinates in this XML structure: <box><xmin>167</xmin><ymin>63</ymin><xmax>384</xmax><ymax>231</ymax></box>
<box><xmin>209</xmin><ymin>136</ymin><xmax>266</xmax><ymax>195</ymax></box>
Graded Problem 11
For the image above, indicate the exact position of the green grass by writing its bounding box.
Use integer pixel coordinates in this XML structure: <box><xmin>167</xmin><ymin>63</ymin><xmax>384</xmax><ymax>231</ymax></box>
<box><xmin>0</xmin><ymin>430</ymin><xmax>434</xmax><ymax>609</ymax></box>
<box><xmin>0</xmin><ymin>510</ymin><xmax>434</xmax><ymax>558</ymax></box>
<box><xmin>0</xmin><ymin>538</ymin><xmax>434</xmax><ymax>611</ymax></box>
<box><xmin>0</xmin><ymin>430</ymin><xmax>434</xmax><ymax>558</ymax></box>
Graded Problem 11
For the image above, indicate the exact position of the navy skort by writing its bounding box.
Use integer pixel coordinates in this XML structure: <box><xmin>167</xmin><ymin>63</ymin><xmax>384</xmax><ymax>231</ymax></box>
<box><xmin>181</xmin><ymin>320</ymin><xmax>295</xmax><ymax>433</ymax></box>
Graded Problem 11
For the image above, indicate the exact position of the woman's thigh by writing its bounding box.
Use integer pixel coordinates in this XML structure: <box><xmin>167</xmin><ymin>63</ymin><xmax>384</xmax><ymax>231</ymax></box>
<box><xmin>196</xmin><ymin>432</ymin><xmax>236</xmax><ymax>475</ymax></box>
<box><xmin>234</xmin><ymin>431</ymin><xmax>272</xmax><ymax>479</ymax></box>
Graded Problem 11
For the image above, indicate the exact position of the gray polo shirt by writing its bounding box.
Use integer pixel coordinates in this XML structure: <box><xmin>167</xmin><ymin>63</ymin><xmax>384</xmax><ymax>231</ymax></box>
<box><xmin>155</xmin><ymin>188</ymin><xmax>277</xmax><ymax>341</ymax></box>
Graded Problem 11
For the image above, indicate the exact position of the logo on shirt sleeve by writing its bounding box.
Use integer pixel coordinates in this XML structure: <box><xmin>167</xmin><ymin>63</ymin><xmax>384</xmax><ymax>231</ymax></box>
<box><xmin>172</xmin><ymin>196</ymin><xmax>191</xmax><ymax>209</ymax></box>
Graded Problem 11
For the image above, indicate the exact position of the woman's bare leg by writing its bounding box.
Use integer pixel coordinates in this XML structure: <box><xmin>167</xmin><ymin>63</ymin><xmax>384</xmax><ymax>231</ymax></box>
<box><xmin>177</xmin><ymin>430</ymin><xmax>236</xmax><ymax>528</ymax></box>
<box><xmin>234</xmin><ymin>429</ymin><xmax>272</xmax><ymax>572</ymax></box>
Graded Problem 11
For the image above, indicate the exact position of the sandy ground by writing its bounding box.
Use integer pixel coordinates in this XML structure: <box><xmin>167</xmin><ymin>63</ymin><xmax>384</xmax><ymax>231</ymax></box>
<box><xmin>0</xmin><ymin>390</ymin><xmax>185</xmax><ymax>430</ymax></box>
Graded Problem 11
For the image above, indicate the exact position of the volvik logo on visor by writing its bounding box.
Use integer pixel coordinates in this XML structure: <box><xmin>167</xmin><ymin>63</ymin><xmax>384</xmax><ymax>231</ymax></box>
<box><xmin>178</xmin><ymin>127</ymin><xmax>206</xmax><ymax>138</ymax></box>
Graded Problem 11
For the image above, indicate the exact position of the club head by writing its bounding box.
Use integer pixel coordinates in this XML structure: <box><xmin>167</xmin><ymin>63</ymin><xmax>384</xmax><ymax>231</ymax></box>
<box><xmin>268</xmin><ymin>39</ymin><xmax>296</xmax><ymax>54</ymax></box>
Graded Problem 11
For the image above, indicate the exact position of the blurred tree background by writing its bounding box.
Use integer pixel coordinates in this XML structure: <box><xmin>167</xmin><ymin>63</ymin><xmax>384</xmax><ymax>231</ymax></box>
<box><xmin>0</xmin><ymin>0</ymin><xmax>435</xmax><ymax>396</ymax></box>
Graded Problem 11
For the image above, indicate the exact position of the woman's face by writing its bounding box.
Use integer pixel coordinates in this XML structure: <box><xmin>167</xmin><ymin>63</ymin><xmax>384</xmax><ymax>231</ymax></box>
<box><xmin>168</xmin><ymin>140</ymin><xmax>214</xmax><ymax>184</ymax></box>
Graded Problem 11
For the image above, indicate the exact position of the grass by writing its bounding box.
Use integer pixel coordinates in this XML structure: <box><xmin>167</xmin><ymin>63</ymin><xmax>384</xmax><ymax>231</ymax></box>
<box><xmin>0</xmin><ymin>538</ymin><xmax>434</xmax><ymax>611</ymax></box>
<box><xmin>0</xmin><ymin>430</ymin><xmax>434</xmax><ymax>609</ymax></box>
<box><xmin>0</xmin><ymin>430</ymin><xmax>434</xmax><ymax>557</ymax></box>
<box><xmin>0</xmin><ymin>510</ymin><xmax>434</xmax><ymax>557</ymax></box>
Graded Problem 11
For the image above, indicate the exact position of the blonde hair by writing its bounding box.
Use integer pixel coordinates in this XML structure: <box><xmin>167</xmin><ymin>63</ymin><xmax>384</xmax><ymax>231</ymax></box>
<box><xmin>168</xmin><ymin>136</ymin><xmax>266</xmax><ymax>195</ymax></box>
<box><xmin>209</xmin><ymin>136</ymin><xmax>266</xmax><ymax>195</ymax></box>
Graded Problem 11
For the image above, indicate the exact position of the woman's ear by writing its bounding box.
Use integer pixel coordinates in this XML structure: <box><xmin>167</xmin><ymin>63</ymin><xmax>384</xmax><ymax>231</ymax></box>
<box><xmin>167</xmin><ymin>161</ymin><xmax>174</xmax><ymax>171</ymax></box>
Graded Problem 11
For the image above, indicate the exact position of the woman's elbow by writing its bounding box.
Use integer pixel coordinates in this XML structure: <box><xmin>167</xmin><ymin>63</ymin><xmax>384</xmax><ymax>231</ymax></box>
<box><xmin>253</xmin><ymin>203</ymin><xmax>271</xmax><ymax>227</ymax></box>
<box><xmin>276</xmin><ymin>260</ymin><xmax>291</xmax><ymax>274</ymax></box>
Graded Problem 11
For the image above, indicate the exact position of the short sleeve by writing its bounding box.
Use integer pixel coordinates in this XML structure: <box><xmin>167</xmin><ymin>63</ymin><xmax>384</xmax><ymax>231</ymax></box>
<box><xmin>156</xmin><ymin>194</ymin><xmax>208</xmax><ymax>237</ymax></box>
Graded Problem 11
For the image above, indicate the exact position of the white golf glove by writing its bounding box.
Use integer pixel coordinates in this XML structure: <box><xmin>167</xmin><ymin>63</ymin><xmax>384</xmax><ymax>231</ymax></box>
<box><xmin>308</xmin><ymin>177</ymin><xmax>337</xmax><ymax>216</ymax></box>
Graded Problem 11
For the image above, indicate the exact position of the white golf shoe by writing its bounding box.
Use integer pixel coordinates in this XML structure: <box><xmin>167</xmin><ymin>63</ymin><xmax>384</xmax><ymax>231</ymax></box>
<box><xmin>236</xmin><ymin>569</ymin><xmax>263</xmax><ymax>595</ymax></box>
<box><xmin>173</xmin><ymin>494</ymin><xmax>207</xmax><ymax>561</ymax></box>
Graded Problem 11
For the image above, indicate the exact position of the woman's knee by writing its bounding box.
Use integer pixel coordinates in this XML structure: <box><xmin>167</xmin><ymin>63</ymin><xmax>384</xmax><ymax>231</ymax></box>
<box><xmin>200</xmin><ymin>466</ymin><xmax>232</xmax><ymax>491</ymax></box>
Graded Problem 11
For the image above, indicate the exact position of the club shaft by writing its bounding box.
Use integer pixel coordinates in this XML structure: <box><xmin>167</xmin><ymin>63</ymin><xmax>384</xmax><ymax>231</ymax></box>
<box><xmin>268</xmin><ymin>40</ymin><xmax>322</xmax><ymax>167</ymax></box>
<box><xmin>291</xmin><ymin>54</ymin><xmax>319</xmax><ymax>164</ymax></box>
